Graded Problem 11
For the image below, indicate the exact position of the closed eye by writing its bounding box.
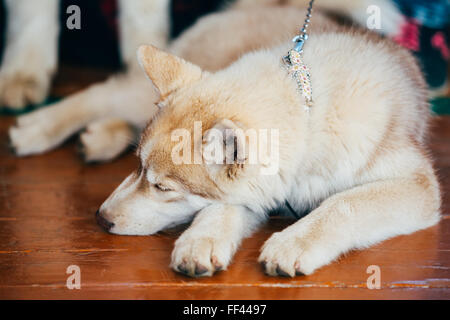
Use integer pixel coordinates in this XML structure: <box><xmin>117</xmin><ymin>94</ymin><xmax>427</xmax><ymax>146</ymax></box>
<box><xmin>154</xmin><ymin>183</ymin><xmax>173</xmax><ymax>192</ymax></box>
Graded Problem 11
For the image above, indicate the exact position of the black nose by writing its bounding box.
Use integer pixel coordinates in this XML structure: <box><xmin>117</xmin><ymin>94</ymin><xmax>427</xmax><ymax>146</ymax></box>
<box><xmin>96</xmin><ymin>209</ymin><xmax>115</xmax><ymax>232</ymax></box>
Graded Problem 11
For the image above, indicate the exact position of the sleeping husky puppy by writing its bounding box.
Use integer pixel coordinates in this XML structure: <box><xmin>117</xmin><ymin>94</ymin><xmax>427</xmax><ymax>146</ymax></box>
<box><xmin>0</xmin><ymin>0</ymin><xmax>169</xmax><ymax>109</ymax></box>
<box><xmin>9</xmin><ymin>1</ymin><xmax>440</xmax><ymax>277</ymax></box>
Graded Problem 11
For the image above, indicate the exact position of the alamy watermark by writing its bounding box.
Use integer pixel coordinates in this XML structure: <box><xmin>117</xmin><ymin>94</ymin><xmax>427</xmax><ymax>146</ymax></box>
<box><xmin>366</xmin><ymin>265</ymin><xmax>381</xmax><ymax>289</ymax></box>
<box><xmin>66</xmin><ymin>265</ymin><xmax>81</xmax><ymax>290</ymax></box>
<box><xmin>66</xmin><ymin>5</ymin><xmax>81</xmax><ymax>30</ymax></box>
<box><xmin>366</xmin><ymin>5</ymin><xmax>382</xmax><ymax>31</ymax></box>
<box><xmin>170</xmin><ymin>121</ymin><xmax>280</xmax><ymax>175</ymax></box>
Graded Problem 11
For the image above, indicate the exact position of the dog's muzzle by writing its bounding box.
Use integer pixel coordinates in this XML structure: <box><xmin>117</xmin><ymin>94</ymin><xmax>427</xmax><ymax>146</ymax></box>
<box><xmin>96</xmin><ymin>209</ymin><xmax>115</xmax><ymax>232</ymax></box>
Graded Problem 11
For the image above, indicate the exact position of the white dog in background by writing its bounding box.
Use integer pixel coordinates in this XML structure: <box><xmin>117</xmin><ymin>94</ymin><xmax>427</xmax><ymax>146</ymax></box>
<box><xmin>5</xmin><ymin>0</ymin><xmax>438</xmax><ymax>279</ymax></box>
<box><xmin>0</xmin><ymin>0</ymin><xmax>170</xmax><ymax>109</ymax></box>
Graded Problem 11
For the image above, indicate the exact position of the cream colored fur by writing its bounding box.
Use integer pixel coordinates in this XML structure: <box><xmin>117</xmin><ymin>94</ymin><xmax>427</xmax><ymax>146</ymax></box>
<box><xmin>0</xmin><ymin>0</ymin><xmax>59</xmax><ymax>109</ymax></box>
<box><xmin>8</xmin><ymin>2</ymin><xmax>440</xmax><ymax>277</ymax></box>
<box><xmin>118</xmin><ymin>0</ymin><xmax>170</xmax><ymax>72</ymax></box>
<box><xmin>235</xmin><ymin>0</ymin><xmax>404</xmax><ymax>36</ymax></box>
<box><xmin>0</xmin><ymin>0</ymin><xmax>169</xmax><ymax>109</ymax></box>
<box><xmin>7</xmin><ymin>0</ymin><xmax>404</xmax><ymax>157</ymax></box>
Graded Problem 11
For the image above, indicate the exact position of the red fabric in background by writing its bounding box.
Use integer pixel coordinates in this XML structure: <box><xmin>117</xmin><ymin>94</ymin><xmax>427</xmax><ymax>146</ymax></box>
<box><xmin>99</xmin><ymin>0</ymin><xmax>118</xmax><ymax>32</ymax></box>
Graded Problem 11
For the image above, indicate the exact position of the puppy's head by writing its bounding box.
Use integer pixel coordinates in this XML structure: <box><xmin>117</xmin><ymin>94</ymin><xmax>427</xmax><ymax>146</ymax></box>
<box><xmin>97</xmin><ymin>46</ymin><xmax>273</xmax><ymax>235</ymax></box>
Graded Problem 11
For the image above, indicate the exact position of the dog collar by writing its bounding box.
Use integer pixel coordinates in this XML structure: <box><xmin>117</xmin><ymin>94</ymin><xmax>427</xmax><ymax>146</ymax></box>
<box><xmin>283</xmin><ymin>1</ymin><xmax>314</xmax><ymax>218</ymax></box>
<box><xmin>282</xmin><ymin>0</ymin><xmax>314</xmax><ymax>111</ymax></box>
<box><xmin>283</xmin><ymin>49</ymin><xmax>313</xmax><ymax>110</ymax></box>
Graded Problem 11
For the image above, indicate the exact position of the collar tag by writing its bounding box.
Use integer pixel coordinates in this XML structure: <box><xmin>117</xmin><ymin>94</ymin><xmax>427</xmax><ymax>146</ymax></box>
<box><xmin>283</xmin><ymin>49</ymin><xmax>313</xmax><ymax>111</ymax></box>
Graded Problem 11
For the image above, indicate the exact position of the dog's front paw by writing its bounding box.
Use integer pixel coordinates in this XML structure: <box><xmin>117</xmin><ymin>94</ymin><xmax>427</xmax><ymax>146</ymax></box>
<box><xmin>0</xmin><ymin>72</ymin><xmax>50</xmax><ymax>109</ymax></box>
<box><xmin>78</xmin><ymin>119</ymin><xmax>133</xmax><ymax>163</ymax></box>
<box><xmin>171</xmin><ymin>235</ymin><xmax>235</xmax><ymax>277</ymax></box>
<box><xmin>9</xmin><ymin>123</ymin><xmax>57</xmax><ymax>156</ymax></box>
<box><xmin>9</xmin><ymin>106</ymin><xmax>71</xmax><ymax>156</ymax></box>
<box><xmin>259</xmin><ymin>230</ymin><xmax>331</xmax><ymax>277</ymax></box>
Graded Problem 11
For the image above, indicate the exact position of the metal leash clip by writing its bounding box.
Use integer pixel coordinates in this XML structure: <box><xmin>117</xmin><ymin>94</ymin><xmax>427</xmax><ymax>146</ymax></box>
<box><xmin>282</xmin><ymin>0</ymin><xmax>314</xmax><ymax>110</ymax></box>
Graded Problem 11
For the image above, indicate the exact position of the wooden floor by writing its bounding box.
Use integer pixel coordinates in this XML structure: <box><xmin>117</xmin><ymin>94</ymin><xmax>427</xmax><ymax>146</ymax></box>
<box><xmin>0</xmin><ymin>67</ymin><xmax>449</xmax><ymax>300</ymax></box>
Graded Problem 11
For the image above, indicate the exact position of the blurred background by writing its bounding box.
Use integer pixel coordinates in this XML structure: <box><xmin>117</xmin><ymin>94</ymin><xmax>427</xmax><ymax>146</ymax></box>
<box><xmin>0</xmin><ymin>0</ymin><xmax>449</xmax><ymax>112</ymax></box>
<box><xmin>0</xmin><ymin>0</ymin><xmax>227</xmax><ymax>69</ymax></box>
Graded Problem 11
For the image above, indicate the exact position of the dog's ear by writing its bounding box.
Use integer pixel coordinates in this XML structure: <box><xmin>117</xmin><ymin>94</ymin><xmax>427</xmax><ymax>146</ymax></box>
<box><xmin>202</xmin><ymin>119</ymin><xmax>251</xmax><ymax>180</ymax></box>
<box><xmin>137</xmin><ymin>45</ymin><xmax>203</xmax><ymax>96</ymax></box>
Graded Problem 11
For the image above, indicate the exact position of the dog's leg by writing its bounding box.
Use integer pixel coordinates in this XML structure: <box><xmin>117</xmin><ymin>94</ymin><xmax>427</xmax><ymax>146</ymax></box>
<box><xmin>118</xmin><ymin>0</ymin><xmax>170</xmax><ymax>72</ymax></box>
<box><xmin>260</xmin><ymin>171</ymin><xmax>441</xmax><ymax>276</ymax></box>
<box><xmin>171</xmin><ymin>204</ymin><xmax>265</xmax><ymax>277</ymax></box>
<box><xmin>78</xmin><ymin>118</ymin><xmax>138</xmax><ymax>163</ymax></box>
<box><xmin>9</xmin><ymin>74</ymin><xmax>159</xmax><ymax>156</ymax></box>
<box><xmin>0</xmin><ymin>0</ymin><xmax>59</xmax><ymax>109</ymax></box>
